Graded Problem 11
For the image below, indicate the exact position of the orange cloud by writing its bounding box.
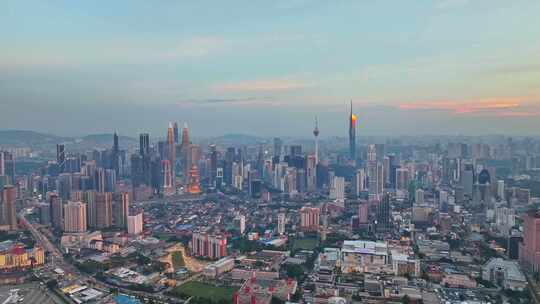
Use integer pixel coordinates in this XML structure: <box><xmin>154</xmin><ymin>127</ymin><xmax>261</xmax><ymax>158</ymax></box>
<box><xmin>399</xmin><ymin>98</ymin><xmax>522</xmax><ymax>114</ymax></box>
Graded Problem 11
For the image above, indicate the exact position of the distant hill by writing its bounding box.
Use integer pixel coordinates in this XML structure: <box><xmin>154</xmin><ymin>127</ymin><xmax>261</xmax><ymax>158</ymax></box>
<box><xmin>79</xmin><ymin>133</ymin><xmax>137</xmax><ymax>145</ymax></box>
<box><xmin>0</xmin><ymin>130</ymin><xmax>69</xmax><ymax>146</ymax></box>
<box><xmin>0</xmin><ymin>130</ymin><xmax>137</xmax><ymax>149</ymax></box>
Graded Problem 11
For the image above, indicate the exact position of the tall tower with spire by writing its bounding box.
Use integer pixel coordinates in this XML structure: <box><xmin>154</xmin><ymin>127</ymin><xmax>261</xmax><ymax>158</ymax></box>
<box><xmin>349</xmin><ymin>101</ymin><xmax>357</xmax><ymax>161</ymax></box>
<box><xmin>112</xmin><ymin>132</ymin><xmax>119</xmax><ymax>175</ymax></box>
<box><xmin>181</xmin><ymin>123</ymin><xmax>190</xmax><ymax>148</ymax></box>
<box><xmin>313</xmin><ymin>117</ymin><xmax>320</xmax><ymax>165</ymax></box>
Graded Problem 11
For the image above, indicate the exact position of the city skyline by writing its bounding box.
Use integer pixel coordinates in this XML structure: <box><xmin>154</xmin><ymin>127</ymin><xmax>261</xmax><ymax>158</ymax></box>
<box><xmin>2</xmin><ymin>1</ymin><xmax>540</xmax><ymax>136</ymax></box>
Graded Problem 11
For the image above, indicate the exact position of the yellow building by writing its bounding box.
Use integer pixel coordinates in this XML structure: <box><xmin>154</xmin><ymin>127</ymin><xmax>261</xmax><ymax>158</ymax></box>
<box><xmin>0</xmin><ymin>242</ymin><xmax>45</xmax><ymax>270</ymax></box>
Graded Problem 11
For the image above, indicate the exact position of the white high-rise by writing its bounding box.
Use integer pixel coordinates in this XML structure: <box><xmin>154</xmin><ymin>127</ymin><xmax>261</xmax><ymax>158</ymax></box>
<box><xmin>127</xmin><ymin>212</ymin><xmax>143</xmax><ymax>235</ymax></box>
<box><xmin>330</xmin><ymin>176</ymin><xmax>345</xmax><ymax>202</ymax></box>
<box><xmin>277</xmin><ymin>213</ymin><xmax>286</xmax><ymax>235</ymax></box>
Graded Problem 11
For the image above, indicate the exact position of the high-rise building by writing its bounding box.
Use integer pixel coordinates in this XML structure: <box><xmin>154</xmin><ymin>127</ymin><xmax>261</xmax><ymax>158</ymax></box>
<box><xmin>63</xmin><ymin>201</ymin><xmax>87</xmax><ymax>233</ymax></box>
<box><xmin>376</xmin><ymin>193</ymin><xmax>391</xmax><ymax>232</ymax></box>
<box><xmin>497</xmin><ymin>180</ymin><xmax>505</xmax><ymax>199</ymax></box>
<box><xmin>139</xmin><ymin>133</ymin><xmax>150</xmax><ymax>156</ymax></box>
<box><xmin>277</xmin><ymin>213</ymin><xmax>286</xmax><ymax>235</ymax></box>
<box><xmin>49</xmin><ymin>194</ymin><xmax>63</xmax><ymax>230</ymax></box>
<box><xmin>396</xmin><ymin>168</ymin><xmax>410</xmax><ymax>191</ymax></box>
<box><xmin>358</xmin><ymin>203</ymin><xmax>369</xmax><ymax>224</ymax></box>
<box><xmin>330</xmin><ymin>176</ymin><xmax>345</xmax><ymax>202</ymax></box>
<box><xmin>354</xmin><ymin>168</ymin><xmax>365</xmax><ymax>197</ymax></box>
<box><xmin>313</xmin><ymin>117</ymin><xmax>320</xmax><ymax>165</ymax></box>
<box><xmin>84</xmin><ymin>190</ymin><xmax>97</xmax><ymax>228</ymax></box>
<box><xmin>415</xmin><ymin>189</ymin><xmax>425</xmax><ymax>204</ymax></box>
<box><xmin>519</xmin><ymin>211</ymin><xmax>540</xmax><ymax>271</ymax></box>
<box><xmin>300</xmin><ymin>206</ymin><xmax>320</xmax><ymax>231</ymax></box>
<box><xmin>167</xmin><ymin>122</ymin><xmax>176</xmax><ymax>185</ymax></box>
<box><xmin>95</xmin><ymin>192</ymin><xmax>113</xmax><ymax>229</ymax></box>
<box><xmin>273</xmin><ymin>137</ymin><xmax>283</xmax><ymax>159</ymax></box>
<box><xmin>173</xmin><ymin>122</ymin><xmax>179</xmax><ymax>144</ymax></box>
<box><xmin>191</xmin><ymin>231</ymin><xmax>227</xmax><ymax>260</ymax></box>
<box><xmin>162</xmin><ymin>159</ymin><xmax>174</xmax><ymax>194</ymax></box>
<box><xmin>349</xmin><ymin>101</ymin><xmax>357</xmax><ymax>161</ymax></box>
<box><xmin>112</xmin><ymin>132</ymin><xmax>120</xmax><ymax>176</ymax></box>
<box><xmin>234</xmin><ymin>214</ymin><xmax>246</xmax><ymax>234</ymax></box>
<box><xmin>0</xmin><ymin>152</ymin><xmax>15</xmax><ymax>184</ymax></box>
<box><xmin>181</xmin><ymin>123</ymin><xmax>190</xmax><ymax>148</ymax></box>
<box><xmin>187</xmin><ymin>165</ymin><xmax>202</xmax><ymax>194</ymax></box>
<box><xmin>57</xmin><ymin>144</ymin><xmax>65</xmax><ymax>173</ymax></box>
<box><xmin>306</xmin><ymin>155</ymin><xmax>317</xmax><ymax>192</ymax></box>
<box><xmin>127</xmin><ymin>212</ymin><xmax>143</xmax><ymax>235</ymax></box>
<box><xmin>1</xmin><ymin>185</ymin><xmax>17</xmax><ymax>230</ymax></box>
<box><xmin>114</xmin><ymin>192</ymin><xmax>129</xmax><ymax>229</ymax></box>
<box><xmin>209</xmin><ymin>144</ymin><xmax>217</xmax><ymax>187</ymax></box>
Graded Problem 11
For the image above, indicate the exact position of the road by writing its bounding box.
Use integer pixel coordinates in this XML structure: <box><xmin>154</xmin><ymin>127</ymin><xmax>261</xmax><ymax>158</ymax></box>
<box><xmin>18</xmin><ymin>211</ymin><xmax>186</xmax><ymax>303</ymax></box>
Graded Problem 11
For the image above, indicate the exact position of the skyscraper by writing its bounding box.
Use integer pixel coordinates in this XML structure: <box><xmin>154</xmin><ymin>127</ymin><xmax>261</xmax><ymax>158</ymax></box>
<box><xmin>277</xmin><ymin>213</ymin><xmax>286</xmax><ymax>235</ymax></box>
<box><xmin>181</xmin><ymin>123</ymin><xmax>190</xmax><ymax>148</ymax></box>
<box><xmin>187</xmin><ymin>165</ymin><xmax>202</xmax><ymax>194</ymax></box>
<box><xmin>63</xmin><ymin>201</ymin><xmax>87</xmax><ymax>233</ymax></box>
<box><xmin>209</xmin><ymin>144</ymin><xmax>217</xmax><ymax>187</ymax></box>
<box><xmin>127</xmin><ymin>212</ymin><xmax>143</xmax><ymax>235</ymax></box>
<box><xmin>2</xmin><ymin>185</ymin><xmax>17</xmax><ymax>231</ymax></box>
<box><xmin>520</xmin><ymin>211</ymin><xmax>540</xmax><ymax>271</ymax></box>
<box><xmin>162</xmin><ymin>159</ymin><xmax>173</xmax><ymax>194</ymax></box>
<box><xmin>313</xmin><ymin>117</ymin><xmax>320</xmax><ymax>165</ymax></box>
<box><xmin>167</xmin><ymin>122</ymin><xmax>176</xmax><ymax>186</ymax></box>
<box><xmin>376</xmin><ymin>193</ymin><xmax>391</xmax><ymax>232</ymax></box>
<box><xmin>349</xmin><ymin>101</ymin><xmax>357</xmax><ymax>161</ymax></box>
<box><xmin>139</xmin><ymin>133</ymin><xmax>150</xmax><ymax>156</ymax></box>
<box><xmin>95</xmin><ymin>192</ymin><xmax>113</xmax><ymax>229</ymax></box>
<box><xmin>173</xmin><ymin>122</ymin><xmax>179</xmax><ymax>144</ymax></box>
<box><xmin>0</xmin><ymin>151</ymin><xmax>15</xmax><ymax>185</ymax></box>
<box><xmin>112</xmin><ymin>132</ymin><xmax>119</xmax><ymax>175</ymax></box>
<box><xmin>114</xmin><ymin>192</ymin><xmax>129</xmax><ymax>229</ymax></box>
<box><xmin>300</xmin><ymin>206</ymin><xmax>320</xmax><ymax>232</ymax></box>
<box><xmin>49</xmin><ymin>194</ymin><xmax>63</xmax><ymax>230</ymax></box>
<box><xmin>57</xmin><ymin>144</ymin><xmax>65</xmax><ymax>173</ymax></box>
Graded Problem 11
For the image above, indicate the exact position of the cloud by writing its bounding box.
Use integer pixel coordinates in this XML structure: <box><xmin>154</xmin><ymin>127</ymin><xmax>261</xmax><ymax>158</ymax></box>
<box><xmin>178</xmin><ymin>96</ymin><xmax>274</xmax><ymax>105</ymax></box>
<box><xmin>398</xmin><ymin>98</ymin><xmax>523</xmax><ymax>115</ymax></box>
<box><xmin>213</xmin><ymin>78</ymin><xmax>312</xmax><ymax>93</ymax></box>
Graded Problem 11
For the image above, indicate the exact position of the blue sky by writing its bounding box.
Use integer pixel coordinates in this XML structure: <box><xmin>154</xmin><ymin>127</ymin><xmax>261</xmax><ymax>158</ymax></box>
<box><xmin>1</xmin><ymin>0</ymin><xmax>540</xmax><ymax>137</ymax></box>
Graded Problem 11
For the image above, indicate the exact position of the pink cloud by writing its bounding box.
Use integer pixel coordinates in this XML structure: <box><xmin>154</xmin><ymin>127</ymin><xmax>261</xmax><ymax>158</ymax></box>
<box><xmin>399</xmin><ymin>98</ymin><xmax>523</xmax><ymax>114</ymax></box>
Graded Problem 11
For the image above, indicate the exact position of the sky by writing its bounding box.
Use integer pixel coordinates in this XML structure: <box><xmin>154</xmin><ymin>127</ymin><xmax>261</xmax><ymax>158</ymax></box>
<box><xmin>1</xmin><ymin>0</ymin><xmax>540</xmax><ymax>138</ymax></box>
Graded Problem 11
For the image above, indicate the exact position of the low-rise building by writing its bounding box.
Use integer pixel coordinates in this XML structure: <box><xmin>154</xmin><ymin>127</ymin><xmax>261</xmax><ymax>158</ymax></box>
<box><xmin>203</xmin><ymin>257</ymin><xmax>235</xmax><ymax>278</ymax></box>
<box><xmin>482</xmin><ymin>258</ymin><xmax>527</xmax><ymax>291</ymax></box>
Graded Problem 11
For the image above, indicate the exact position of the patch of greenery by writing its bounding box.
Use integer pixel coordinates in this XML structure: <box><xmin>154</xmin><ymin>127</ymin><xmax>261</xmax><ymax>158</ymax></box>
<box><xmin>171</xmin><ymin>251</ymin><xmax>185</xmax><ymax>268</ymax></box>
<box><xmin>171</xmin><ymin>281</ymin><xmax>237</xmax><ymax>303</ymax></box>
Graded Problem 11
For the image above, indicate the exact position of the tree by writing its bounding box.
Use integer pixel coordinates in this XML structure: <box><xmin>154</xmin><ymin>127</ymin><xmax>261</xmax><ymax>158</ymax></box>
<box><xmin>46</xmin><ymin>279</ymin><xmax>58</xmax><ymax>290</ymax></box>
<box><xmin>401</xmin><ymin>295</ymin><xmax>410</xmax><ymax>304</ymax></box>
<box><xmin>286</xmin><ymin>264</ymin><xmax>304</xmax><ymax>280</ymax></box>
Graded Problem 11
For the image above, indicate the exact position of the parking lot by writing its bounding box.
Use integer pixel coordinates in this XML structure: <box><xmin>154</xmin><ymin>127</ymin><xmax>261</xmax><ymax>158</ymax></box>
<box><xmin>0</xmin><ymin>283</ymin><xmax>65</xmax><ymax>304</ymax></box>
